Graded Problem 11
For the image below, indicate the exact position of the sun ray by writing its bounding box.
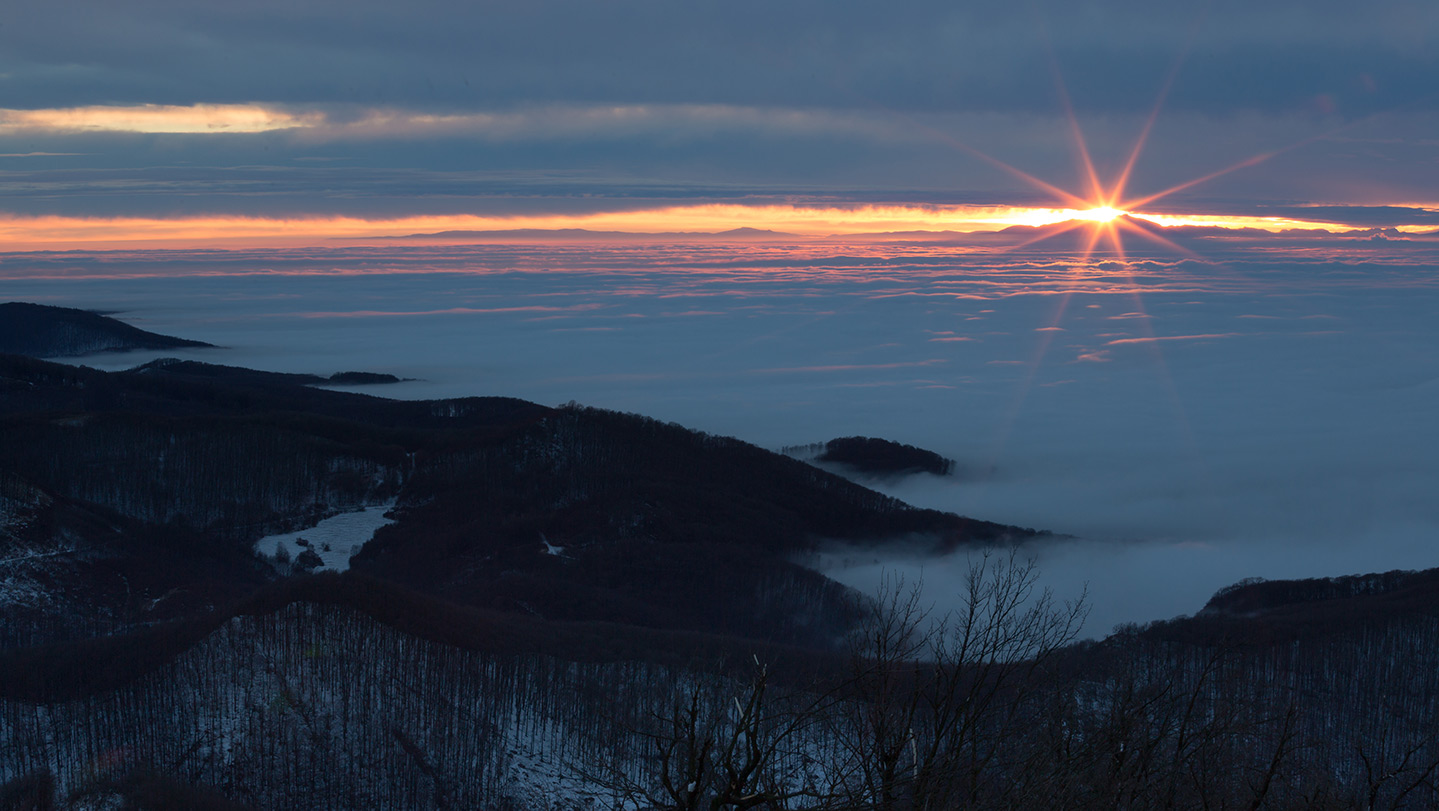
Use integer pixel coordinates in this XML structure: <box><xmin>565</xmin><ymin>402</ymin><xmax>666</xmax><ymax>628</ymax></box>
<box><xmin>1121</xmin><ymin>151</ymin><xmax>1278</xmax><ymax>211</ymax></box>
<box><xmin>950</xmin><ymin>7</ymin><xmax>1439</xmax><ymax>499</ymax></box>
<box><xmin>1110</xmin><ymin>222</ymin><xmax>1128</xmax><ymax>263</ymax></box>
<box><xmin>979</xmin><ymin>7</ymin><xmax>1205</xmax><ymax>477</ymax></box>
<box><xmin>1079</xmin><ymin>221</ymin><xmax>1106</xmax><ymax>264</ymax></box>
<box><xmin>1036</xmin><ymin>19</ymin><xmax>1106</xmax><ymax>203</ymax></box>
<box><xmin>1054</xmin><ymin>78</ymin><xmax>1105</xmax><ymax>205</ymax></box>
<box><xmin>920</xmin><ymin>127</ymin><xmax>1093</xmax><ymax>209</ymax></box>
<box><xmin>1110</xmin><ymin>18</ymin><xmax>1200</xmax><ymax>207</ymax></box>
<box><xmin>991</xmin><ymin>218</ymin><xmax>1090</xmax><ymax>255</ymax></box>
<box><xmin>1115</xmin><ymin>217</ymin><xmax>1207</xmax><ymax>262</ymax></box>
<box><xmin>979</xmin><ymin>254</ymin><xmax>1087</xmax><ymax>483</ymax></box>
<box><xmin>1120</xmin><ymin>90</ymin><xmax>1439</xmax><ymax>212</ymax></box>
<box><xmin>820</xmin><ymin>78</ymin><xmax>1095</xmax><ymax>210</ymax></box>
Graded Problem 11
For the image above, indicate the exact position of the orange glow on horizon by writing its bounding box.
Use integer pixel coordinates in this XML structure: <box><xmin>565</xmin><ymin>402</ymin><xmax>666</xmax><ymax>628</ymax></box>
<box><xmin>0</xmin><ymin>206</ymin><xmax>1053</xmax><ymax>250</ymax></box>
<box><xmin>0</xmin><ymin>204</ymin><xmax>1426</xmax><ymax>251</ymax></box>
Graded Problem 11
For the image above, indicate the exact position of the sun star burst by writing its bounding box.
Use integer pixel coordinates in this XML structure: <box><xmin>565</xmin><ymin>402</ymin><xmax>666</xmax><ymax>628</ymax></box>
<box><xmin>1078</xmin><ymin>206</ymin><xmax>1126</xmax><ymax>223</ymax></box>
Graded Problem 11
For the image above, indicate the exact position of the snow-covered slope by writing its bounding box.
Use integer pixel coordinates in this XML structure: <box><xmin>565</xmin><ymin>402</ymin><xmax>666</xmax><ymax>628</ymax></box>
<box><xmin>254</xmin><ymin>501</ymin><xmax>397</xmax><ymax>573</ymax></box>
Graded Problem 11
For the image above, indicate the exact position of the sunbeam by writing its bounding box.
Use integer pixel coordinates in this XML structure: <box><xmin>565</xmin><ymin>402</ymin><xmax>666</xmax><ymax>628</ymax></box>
<box><xmin>961</xmin><ymin>10</ymin><xmax>1220</xmax><ymax>482</ymax></box>
<box><xmin>1037</xmin><ymin>17</ymin><xmax>1106</xmax><ymax>205</ymax></box>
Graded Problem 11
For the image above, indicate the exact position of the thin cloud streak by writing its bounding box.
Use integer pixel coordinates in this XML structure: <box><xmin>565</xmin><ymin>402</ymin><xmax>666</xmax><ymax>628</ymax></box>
<box><xmin>754</xmin><ymin>359</ymin><xmax>947</xmax><ymax>374</ymax></box>
<box><xmin>1105</xmin><ymin>333</ymin><xmax>1241</xmax><ymax>346</ymax></box>
<box><xmin>288</xmin><ymin>304</ymin><xmax>606</xmax><ymax>318</ymax></box>
<box><xmin>0</xmin><ymin>204</ymin><xmax>1425</xmax><ymax>251</ymax></box>
<box><xmin>0</xmin><ymin>102</ymin><xmax>913</xmax><ymax>142</ymax></box>
<box><xmin>0</xmin><ymin>104</ymin><xmax>316</xmax><ymax>134</ymax></box>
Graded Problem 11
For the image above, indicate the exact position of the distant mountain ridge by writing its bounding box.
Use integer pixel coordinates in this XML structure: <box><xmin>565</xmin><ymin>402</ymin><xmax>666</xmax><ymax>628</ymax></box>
<box><xmin>0</xmin><ymin>302</ymin><xmax>213</xmax><ymax>357</ymax></box>
<box><xmin>381</xmin><ymin>226</ymin><xmax>801</xmax><ymax>241</ymax></box>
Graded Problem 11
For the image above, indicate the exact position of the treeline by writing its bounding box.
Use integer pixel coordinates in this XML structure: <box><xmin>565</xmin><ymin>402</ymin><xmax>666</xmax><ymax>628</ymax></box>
<box><xmin>0</xmin><ymin>413</ymin><xmax>402</xmax><ymax>538</ymax></box>
<box><xmin>818</xmin><ymin>436</ymin><xmax>955</xmax><ymax>476</ymax></box>
<box><xmin>1202</xmin><ymin>568</ymin><xmax>1439</xmax><ymax>619</ymax></box>
<box><xmin>0</xmin><ymin>573</ymin><xmax>842</xmax><ymax>705</ymax></box>
<box><xmin>5</xmin><ymin>560</ymin><xmax>1439</xmax><ymax>808</ymax></box>
<box><xmin>0</xmin><ymin>599</ymin><xmax>747</xmax><ymax>809</ymax></box>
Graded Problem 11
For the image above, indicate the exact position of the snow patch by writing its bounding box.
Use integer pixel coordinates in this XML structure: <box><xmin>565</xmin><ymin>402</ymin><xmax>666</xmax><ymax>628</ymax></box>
<box><xmin>540</xmin><ymin>533</ymin><xmax>568</xmax><ymax>558</ymax></box>
<box><xmin>254</xmin><ymin>501</ymin><xmax>396</xmax><ymax>573</ymax></box>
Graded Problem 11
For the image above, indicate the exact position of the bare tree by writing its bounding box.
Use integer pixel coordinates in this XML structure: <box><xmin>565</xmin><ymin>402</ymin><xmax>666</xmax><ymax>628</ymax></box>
<box><xmin>588</xmin><ymin>658</ymin><xmax>835</xmax><ymax>810</ymax></box>
<box><xmin>825</xmin><ymin>548</ymin><xmax>1088</xmax><ymax>810</ymax></box>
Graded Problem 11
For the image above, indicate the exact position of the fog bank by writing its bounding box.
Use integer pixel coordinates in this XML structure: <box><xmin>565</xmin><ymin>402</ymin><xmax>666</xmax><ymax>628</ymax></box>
<box><xmin>8</xmin><ymin>241</ymin><xmax>1437</xmax><ymax>633</ymax></box>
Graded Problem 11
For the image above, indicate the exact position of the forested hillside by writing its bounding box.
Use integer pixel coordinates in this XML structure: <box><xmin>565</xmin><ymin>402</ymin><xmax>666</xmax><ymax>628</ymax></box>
<box><xmin>4</xmin><ymin>563</ymin><xmax>1439</xmax><ymax>809</ymax></box>
<box><xmin>0</xmin><ymin>353</ymin><xmax>1029</xmax><ymax>649</ymax></box>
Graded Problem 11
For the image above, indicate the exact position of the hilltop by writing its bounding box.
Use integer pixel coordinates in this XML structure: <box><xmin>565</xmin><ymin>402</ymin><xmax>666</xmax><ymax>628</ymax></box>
<box><xmin>0</xmin><ymin>302</ymin><xmax>214</xmax><ymax>357</ymax></box>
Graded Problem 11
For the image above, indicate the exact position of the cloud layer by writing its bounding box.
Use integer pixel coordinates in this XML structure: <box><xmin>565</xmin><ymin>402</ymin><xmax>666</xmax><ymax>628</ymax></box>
<box><xmin>0</xmin><ymin>1</ymin><xmax>1436</xmax><ymax>219</ymax></box>
<box><xmin>4</xmin><ymin>1</ymin><xmax>1434</xmax><ymax>115</ymax></box>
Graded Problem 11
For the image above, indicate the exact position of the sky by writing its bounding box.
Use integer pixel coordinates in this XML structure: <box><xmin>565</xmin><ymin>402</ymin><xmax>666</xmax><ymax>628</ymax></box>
<box><xmin>1</xmin><ymin>0</ymin><xmax>1437</xmax><ymax>239</ymax></box>
<box><xmin>4</xmin><ymin>0</ymin><xmax>1439</xmax><ymax>634</ymax></box>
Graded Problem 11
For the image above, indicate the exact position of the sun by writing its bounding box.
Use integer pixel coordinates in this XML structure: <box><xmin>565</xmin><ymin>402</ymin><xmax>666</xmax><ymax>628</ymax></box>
<box><xmin>1077</xmin><ymin>205</ymin><xmax>1126</xmax><ymax>223</ymax></box>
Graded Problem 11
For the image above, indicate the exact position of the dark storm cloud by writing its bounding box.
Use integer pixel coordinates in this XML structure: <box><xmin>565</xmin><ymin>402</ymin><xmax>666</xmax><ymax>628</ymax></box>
<box><xmin>2</xmin><ymin>0</ymin><xmax>1434</xmax><ymax>116</ymax></box>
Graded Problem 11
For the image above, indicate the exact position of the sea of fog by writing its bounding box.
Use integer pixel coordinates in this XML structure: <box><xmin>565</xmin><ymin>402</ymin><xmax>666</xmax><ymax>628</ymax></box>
<box><xmin>7</xmin><ymin>242</ymin><xmax>1438</xmax><ymax>636</ymax></box>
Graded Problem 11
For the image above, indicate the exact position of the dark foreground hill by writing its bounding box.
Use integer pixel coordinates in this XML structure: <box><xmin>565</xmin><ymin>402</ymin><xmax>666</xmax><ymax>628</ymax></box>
<box><xmin>4</xmin><ymin>562</ymin><xmax>1439</xmax><ymax>809</ymax></box>
<box><xmin>0</xmin><ymin>302</ymin><xmax>214</xmax><ymax>357</ymax></box>
<box><xmin>3</xmin><ymin>345</ymin><xmax>1439</xmax><ymax>807</ymax></box>
<box><xmin>13</xmin><ymin>323</ymin><xmax>1439</xmax><ymax>807</ymax></box>
<box><xmin>0</xmin><ymin>353</ymin><xmax>1033</xmax><ymax>649</ymax></box>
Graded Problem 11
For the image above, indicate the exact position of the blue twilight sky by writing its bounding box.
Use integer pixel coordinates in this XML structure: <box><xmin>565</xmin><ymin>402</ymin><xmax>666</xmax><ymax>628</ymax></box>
<box><xmin>0</xmin><ymin>0</ymin><xmax>1437</xmax><ymax>225</ymax></box>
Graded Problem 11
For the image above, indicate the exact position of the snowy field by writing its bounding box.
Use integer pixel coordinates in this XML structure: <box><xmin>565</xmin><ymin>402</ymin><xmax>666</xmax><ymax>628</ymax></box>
<box><xmin>255</xmin><ymin>502</ymin><xmax>397</xmax><ymax>573</ymax></box>
<box><xmin>7</xmin><ymin>238</ymin><xmax>1439</xmax><ymax>635</ymax></box>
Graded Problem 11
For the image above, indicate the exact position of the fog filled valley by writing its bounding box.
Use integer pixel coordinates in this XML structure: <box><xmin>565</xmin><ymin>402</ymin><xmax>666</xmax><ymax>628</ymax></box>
<box><xmin>7</xmin><ymin>238</ymin><xmax>1438</xmax><ymax>634</ymax></box>
<box><xmin>3</xmin><ymin>234</ymin><xmax>1439</xmax><ymax>808</ymax></box>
